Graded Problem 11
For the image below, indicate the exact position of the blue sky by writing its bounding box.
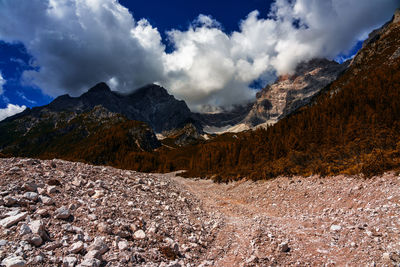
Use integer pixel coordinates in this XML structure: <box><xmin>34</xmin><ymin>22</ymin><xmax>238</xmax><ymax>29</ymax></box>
<box><xmin>0</xmin><ymin>0</ymin><xmax>397</xmax><ymax>114</ymax></box>
<box><xmin>0</xmin><ymin>42</ymin><xmax>53</xmax><ymax>108</ymax></box>
<box><xmin>119</xmin><ymin>0</ymin><xmax>273</xmax><ymax>38</ymax></box>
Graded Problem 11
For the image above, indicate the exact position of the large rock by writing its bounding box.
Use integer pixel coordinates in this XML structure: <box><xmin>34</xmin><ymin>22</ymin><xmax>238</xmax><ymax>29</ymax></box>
<box><xmin>63</xmin><ymin>256</ymin><xmax>78</xmax><ymax>267</ymax></box>
<box><xmin>0</xmin><ymin>212</ymin><xmax>28</xmax><ymax>228</ymax></box>
<box><xmin>96</xmin><ymin>222</ymin><xmax>111</xmax><ymax>234</ymax></box>
<box><xmin>1</xmin><ymin>256</ymin><xmax>26</xmax><ymax>267</ymax></box>
<box><xmin>84</xmin><ymin>250</ymin><xmax>102</xmax><ymax>261</ymax></box>
<box><xmin>87</xmin><ymin>237</ymin><xmax>108</xmax><ymax>255</ymax></box>
<box><xmin>68</xmin><ymin>241</ymin><xmax>84</xmax><ymax>254</ymax></box>
<box><xmin>19</xmin><ymin>224</ymin><xmax>32</xmax><ymax>236</ymax></box>
<box><xmin>54</xmin><ymin>206</ymin><xmax>71</xmax><ymax>220</ymax></box>
<box><xmin>330</xmin><ymin>225</ymin><xmax>342</xmax><ymax>232</ymax></box>
<box><xmin>23</xmin><ymin>192</ymin><xmax>38</xmax><ymax>201</ymax></box>
<box><xmin>28</xmin><ymin>234</ymin><xmax>43</xmax><ymax>247</ymax></box>
<box><xmin>133</xmin><ymin>229</ymin><xmax>146</xmax><ymax>240</ymax></box>
<box><xmin>40</xmin><ymin>196</ymin><xmax>54</xmax><ymax>205</ymax></box>
<box><xmin>279</xmin><ymin>242</ymin><xmax>290</xmax><ymax>253</ymax></box>
<box><xmin>47</xmin><ymin>186</ymin><xmax>58</xmax><ymax>194</ymax></box>
<box><xmin>118</xmin><ymin>240</ymin><xmax>129</xmax><ymax>251</ymax></box>
<box><xmin>28</xmin><ymin>220</ymin><xmax>49</xmax><ymax>240</ymax></box>
<box><xmin>4</xmin><ymin>196</ymin><xmax>17</xmax><ymax>206</ymax></box>
<box><xmin>22</xmin><ymin>182</ymin><xmax>37</xmax><ymax>192</ymax></box>
<box><xmin>78</xmin><ymin>258</ymin><xmax>101</xmax><ymax>267</ymax></box>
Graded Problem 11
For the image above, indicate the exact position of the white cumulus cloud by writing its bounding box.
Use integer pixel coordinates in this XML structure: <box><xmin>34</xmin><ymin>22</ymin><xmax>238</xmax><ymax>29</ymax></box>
<box><xmin>0</xmin><ymin>104</ymin><xmax>26</xmax><ymax>122</ymax></box>
<box><xmin>0</xmin><ymin>0</ymin><xmax>165</xmax><ymax>97</ymax></box>
<box><xmin>0</xmin><ymin>0</ymin><xmax>398</xmax><ymax>111</ymax></box>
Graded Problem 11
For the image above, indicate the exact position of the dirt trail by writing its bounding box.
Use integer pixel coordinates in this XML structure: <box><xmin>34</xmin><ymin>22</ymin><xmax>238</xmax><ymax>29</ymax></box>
<box><xmin>172</xmin><ymin>173</ymin><xmax>400</xmax><ymax>266</ymax></box>
<box><xmin>172</xmin><ymin>177</ymin><xmax>261</xmax><ymax>266</ymax></box>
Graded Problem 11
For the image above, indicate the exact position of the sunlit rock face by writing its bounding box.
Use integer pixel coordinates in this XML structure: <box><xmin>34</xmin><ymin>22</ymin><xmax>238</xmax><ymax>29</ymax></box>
<box><xmin>244</xmin><ymin>58</ymin><xmax>348</xmax><ymax>127</ymax></box>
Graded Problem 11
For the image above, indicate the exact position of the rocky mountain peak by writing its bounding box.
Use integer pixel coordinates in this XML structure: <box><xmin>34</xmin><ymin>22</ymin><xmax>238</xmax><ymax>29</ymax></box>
<box><xmin>256</xmin><ymin>59</ymin><xmax>342</xmax><ymax>99</ymax></box>
<box><xmin>87</xmin><ymin>82</ymin><xmax>112</xmax><ymax>94</ymax></box>
<box><xmin>198</xmin><ymin>58</ymin><xmax>347</xmax><ymax>133</ymax></box>
<box><xmin>243</xmin><ymin>58</ymin><xmax>347</xmax><ymax>127</ymax></box>
<box><xmin>132</xmin><ymin>84</ymin><xmax>170</xmax><ymax>99</ymax></box>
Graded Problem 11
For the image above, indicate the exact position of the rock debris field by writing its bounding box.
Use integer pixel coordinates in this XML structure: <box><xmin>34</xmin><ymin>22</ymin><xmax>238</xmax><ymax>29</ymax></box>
<box><xmin>1</xmin><ymin>158</ymin><xmax>400</xmax><ymax>266</ymax></box>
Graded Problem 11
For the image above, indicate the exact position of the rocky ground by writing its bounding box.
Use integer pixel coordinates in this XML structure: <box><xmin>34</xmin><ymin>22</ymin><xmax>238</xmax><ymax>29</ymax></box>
<box><xmin>174</xmin><ymin>174</ymin><xmax>400</xmax><ymax>266</ymax></box>
<box><xmin>0</xmin><ymin>158</ymin><xmax>220</xmax><ymax>267</ymax></box>
<box><xmin>1</xmin><ymin>158</ymin><xmax>400</xmax><ymax>266</ymax></box>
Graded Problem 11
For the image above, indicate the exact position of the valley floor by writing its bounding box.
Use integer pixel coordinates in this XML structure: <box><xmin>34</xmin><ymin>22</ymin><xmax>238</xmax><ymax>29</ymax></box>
<box><xmin>1</xmin><ymin>158</ymin><xmax>400</xmax><ymax>266</ymax></box>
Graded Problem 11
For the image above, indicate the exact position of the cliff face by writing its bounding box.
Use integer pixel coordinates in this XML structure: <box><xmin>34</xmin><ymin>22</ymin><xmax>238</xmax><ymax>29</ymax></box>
<box><xmin>244</xmin><ymin>59</ymin><xmax>348</xmax><ymax>127</ymax></box>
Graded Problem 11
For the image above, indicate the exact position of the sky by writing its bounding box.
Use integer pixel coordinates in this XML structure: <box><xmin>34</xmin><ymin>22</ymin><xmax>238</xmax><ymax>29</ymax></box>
<box><xmin>0</xmin><ymin>0</ymin><xmax>398</xmax><ymax>119</ymax></box>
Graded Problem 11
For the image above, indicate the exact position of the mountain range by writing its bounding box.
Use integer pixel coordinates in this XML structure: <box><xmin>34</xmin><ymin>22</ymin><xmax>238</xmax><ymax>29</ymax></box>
<box><xmin>1</xmin><ymin>57</ymin><xmax>349</xmax><ymax>135</ymax></box>
<box><xmin>1</xmin><ymin>9</ymin><xmax>400</xmax><ymax>179</ymax></box>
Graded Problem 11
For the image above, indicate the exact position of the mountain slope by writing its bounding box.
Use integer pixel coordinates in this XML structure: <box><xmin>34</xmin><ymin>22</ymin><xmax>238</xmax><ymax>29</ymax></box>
<box><xmin>0</xmin><ymin>105</ymin><xmax>161</xmax><ymax>168</ymax></box>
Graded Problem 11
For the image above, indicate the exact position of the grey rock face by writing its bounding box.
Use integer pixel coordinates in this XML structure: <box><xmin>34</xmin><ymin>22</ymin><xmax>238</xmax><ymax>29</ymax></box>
<box><xmin>394</xmin><ymin>8</ymin><xmax>400</xmax><ymax>24</ymax></box>
<box><xmin>244</xmin><ymin>59</ymin><xmax>347</xmax><ymax>127</ymax></box>
<box><xmin>193</xmin><ymin>104</ymin><xmax>253</xmax><ymax>129</ymax></box>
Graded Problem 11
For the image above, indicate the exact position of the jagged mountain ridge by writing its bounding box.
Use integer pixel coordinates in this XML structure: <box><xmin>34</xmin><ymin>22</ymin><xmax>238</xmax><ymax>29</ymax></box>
<box><xmin>35</xmin><ymin>82</ymin><xmax>197</xmax><ymax>133</ymax></box>
<box><xmin>344</xmin><ymin>8</ymin><xmax>400</xmax><ymax>76</ymax></box>
<box><xmin>195</xmin><ymin>58</ymin><xmax>348</xmax><ymax>133</ymax></box>
<box><xmin>3</xmin><ymin>60</ymin><xmax>349</xmax><ymax>136</ymax></box>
